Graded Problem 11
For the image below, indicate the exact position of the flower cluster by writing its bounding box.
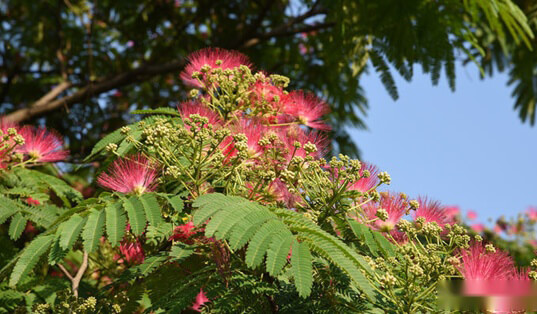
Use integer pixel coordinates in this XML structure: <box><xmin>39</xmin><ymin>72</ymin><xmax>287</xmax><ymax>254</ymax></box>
<box><xmin>15</xmin><ymin>48</ymin><xmax>534</xmax><ymax>313</ymax></box>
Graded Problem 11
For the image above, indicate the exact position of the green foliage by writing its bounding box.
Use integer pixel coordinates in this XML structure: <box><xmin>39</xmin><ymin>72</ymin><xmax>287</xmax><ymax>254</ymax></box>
<box><xmin>192</xmin><ymin>193</ymin><xmax>376</xmax><ymax>299</ymax></box>
<box><xmin>140</xmin><ymin>194</ymin><xmax>166</xmax><ymax>227</ymax></box>
<box><xmin>85</xmin><ymin>116</ymin><xmax>179</xmax><ymax>161</ymax></box>
<box><xmin>105</xmin><ymin>202</ymin><xmax>126</xmax><ymax>247</ymax></box>
<box><xmin>120</xmin><ymin>255</ymin><xmax>168</xmax><ymax>281</ymax></box>
<box><xmin>348</xmin><ymin>220</ymin><xmax>396</xmax><ymax>257</ymax></box>
<box><xmin>169</xmin><ymin>243</ymin><xmax>196</xmax><ymax>262</ymax></box>
<box><xmin>81</xmin><ymin>209</ymin><xmax>105</xmax><ymax>253</ymax></box>
<box><xmin>7</xmin><ymin>213</ymin><xmax>26</xmax><ymax>241</ymax></box>
<box><xmin>0</xmin><ymin>195</ymin><xmax>61</xmax><ymax>229</ymax></box>
<box><xmin>123</xmin><ymin>196</ymin><xmax>147</xmax><ymax>236</ymax></box>
<box><xmin>1</xmin><ymin>192</ymin><xmax>180</xmax><ymax>286</ymax></box>
<box><xmin>290</xmin><ymin>240</ymin><xmax>313</xmax><ymax>298</ymax></box>
<box><xmin>59</xmin><ymin>214</ymin><xmax>86</xmax><ymax>250</ymax></box>
<box><xmin>9</xmin><ymin>235</ymin><xmax>54</xmax><ymax>286</ymax></box>
<box><xmin>13</xmin><ymin>169</ymin><xmax>82</xmax><ymax>207</ymax></box>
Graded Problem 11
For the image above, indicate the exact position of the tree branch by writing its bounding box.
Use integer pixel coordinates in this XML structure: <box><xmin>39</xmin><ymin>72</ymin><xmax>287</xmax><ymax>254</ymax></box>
<box><xmin>57</xmin><ymin>252</ymin><xmax>89</xmax><ymax>298</ymax></box>
<box><xmin>72</xmin><ymin>251</ymin><xmax>89</xmax><ymax>298</ymax></box>
<box><xmin>6</xmin><ymin>5</ymin><xmax>330</xmax><ymax>122</ymax></box>
<box><xmin>57</xmin><ymin>263</ymin><xmax>74</xmax><ymax>281</ymax></box>
<box><xmin>242</xmin><ymin>22</ymin><xmax>334</xmax><ymax>48</ymax></box>
<box><xmin>5</xmin><ymin>60</ymin><xmax>185</xmax><ymax>122</ymax></box>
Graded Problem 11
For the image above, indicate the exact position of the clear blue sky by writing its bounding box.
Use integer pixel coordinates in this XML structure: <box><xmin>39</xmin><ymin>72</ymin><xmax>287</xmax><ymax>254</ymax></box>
<box><xmin>348</xmin><ymin>64</ymin><xmax>537</xmax><ymax>222</ymax></box>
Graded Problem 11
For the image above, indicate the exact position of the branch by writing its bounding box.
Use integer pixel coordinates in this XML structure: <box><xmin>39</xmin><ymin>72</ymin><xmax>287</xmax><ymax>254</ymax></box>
<box><xmin>235</xmin><ymin>7</ymin><xmax>328</xmax><ymax>48</ymax></box>
<box><xmin>72</xmin><ymin>251</ymin><xmax>89</xmax><ymax>298</ymax></box>
<box><xmin>242</xmin><ymin>22</ymin><xmax>334</xmax><ymax>48</ymax></box>
<box><xmin>32</xmin><ymin>81</ymin><xmax>72</xmax><ymax>108</ymax></box>
<box><xmin>57</xmin><ymin>263</ymin><xmax>74</xmax><ymax>281</ymax></box>
<box><xmin>5</xmin><ymin>59</ymin><xmax>185</xmax><ymax>122</ymax></box>
<box><xmin>56</xmin><ymin>251</ymin><xmax>88</xmax><ymax>298</ymax></box>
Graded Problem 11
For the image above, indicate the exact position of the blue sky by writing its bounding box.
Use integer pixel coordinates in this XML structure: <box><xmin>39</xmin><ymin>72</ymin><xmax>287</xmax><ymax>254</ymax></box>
<box><xmin>348</xmin><ymin>64</ymin><xmax>537</xmax><ymax>223</ymax></box>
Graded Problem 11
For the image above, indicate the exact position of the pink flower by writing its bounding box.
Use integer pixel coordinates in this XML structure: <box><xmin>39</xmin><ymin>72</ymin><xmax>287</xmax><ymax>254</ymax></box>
<box><xmin>348</xmin><ymin>162</ymin><xmax>380</xmax><ymax>193</ymax></box>
<box><xmin>283</xmin><ymin>127</ymin><xmax>329</xmax><ymax>161</ymax></box>
<box><xmin>191</xmin><ymin>288</ymin><xmax>209</xmax><ymax>312</ymax></box>
<box><xmin>444</xmin><ymin>206</ymin><xmax>460</xmax><ymax>221</ymax></box>
<box><xmin>180</xmin><ymin>48</ymin><xmax>251</xmax><ymax>87</ymax></box>
<box><xmin>362</xmin><ymin>192</ymin><xmax>406</xmax><ymax>232</ymax></box>
<box><xmin>281</xmin><ymin>90</ymin><xmax>330</xmax><ymax>130</ymax></box>
<box><xmin>456</xmin><ymin>242</ymin><xmax>515</xmax><ymax>281</ymax></box>
<box><xmin>97</xmin><ymin>154</ymin><xmax>158</xmax><ymax>194</ymax></box>
<box><xmin>413</xmin><ymin>197</ymin><xmax>451</xmax><ymax>228</ymax></box>
<box><xmin>470</xmin><ymin>223</ymin><xmax>485</xmax><ymax>233</ymax></box>
<box><xmin>526</xmin><ymin>207</ymin><xmax>537</xmax><ymax>222</ymax></box>
<box><xmin>389</xmin><ymin>230</ymin><xmax>408</xmax><ymax>244</ymax></box>
<box><xmin>0</xmin><ymin>116</ymin><xmax>18</xmax><ymax>133</ymax></box>
<box><xmin>25</xmin><ymin>197</ymin><xmax>41</xmax><ymax>206</ymax></box>
<box><xmin>466</xmin><ymin>210</ymin><xmax>478</xmax><ymax>220</ymax></box>
<box><xmin>249</xmin><ymin>80</ymin><xmax>285</xmax><ymax>111</ymax></box>
<box><xmin>222</xmin><ymin>120</ymin><xmax>267</xmax><ymax>159</ymax></box>
<box><xmin>177</xmin><ymin>101</ymin><xmax>221</xmax><ymax>128</ymax></box>
<box><xmin>493</xmin><ymin>224</ymin><xmax>503</xmax><ymax>234</ymax></box>
<box><xmin>170</xmin><ymin>222</ymin><xmax>197</xmax><ymax>242</ymax></box>
<box><xmin>267</xmin><ymin>178</ymin><xmax>303</xmax><ymax>208</ymax></box>
<box><xmin>16</xmin><ymin>126</ymin><xmax>68</xmax><ymax>162</ymax></box>
<box><xmin>119</xmin><ymin>240</ymin><xmax>145</xmax><ymax>264</ymax></box>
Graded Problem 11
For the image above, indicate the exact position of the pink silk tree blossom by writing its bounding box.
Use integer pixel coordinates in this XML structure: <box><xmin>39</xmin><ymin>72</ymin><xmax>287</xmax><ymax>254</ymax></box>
<box><xmin>281</xmin><ymin>90</ymin><xmax>331</xmax><ymax>130</ymax></box>
<box><xmin>16</xmin><ymin>126</ymin><xmax>68</xmax><ymax>162</ymax></box>
<box><xmin>180</xmin><ymin>48</ymin><xmax>252</xmax><ymax>88</ymax></box>
<box><xmin>97</xmin><ymin>154</ymin><xmax>158</xmax><ymax>194</ymax></box>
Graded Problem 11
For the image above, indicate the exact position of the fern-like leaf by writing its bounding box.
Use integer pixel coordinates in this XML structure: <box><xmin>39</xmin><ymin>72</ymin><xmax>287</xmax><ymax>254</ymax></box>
<box><xmin>15</xmin><ymin>169</ymin><xmax>82</xmax><ymax>206</ymax></box>
<box><xmin>245</xmin><ymin>220</ymin><xmax>287</xmax><ymax>268</ymax></box>
<box><xmin>291</xmin><ymin>240</ymin><xmax>313</xmax><ymax>298</ymax></box>
<box><xmin>105</xmin><ymin>202</ymin><xmax>127</xmax><ymax>246</ymax></box>
<box><xmin>192</xmin><ymin>194</ymin><xmax>249</xmax><ymax>226</ymax></box>
<box><xmin>169</xmin><ymin>243</ymin><xmax>195</xmax><ymax>262</ymax></box>
<box><xmin>120</xmin><ymin>255</ymin><xmax>168</xmax><ymax>281</ymax></box>
<box><xmin>193</xmin><ymin>193</ymin><xmax>377</xmax><ymax>299</ymax></box>
<box><xmin>228</xmin><ymin>210</ymin><xmax>274</xmax><ymax>250</ymax></box>
<box><xmin>9</xmin><ymin>235</ymin><xmax>54</xmax><ymax>286</ymax></box>
<box><xmin>48</xmin><ymin>231</ymin><xmax>69</xmax><ymax>265</ymax></box>
<box><xmin>123</xmin><ymin>196</ymin><xmax>147</xmax><ymax>236</ymax></box>
<box><xmin>8</xmin><ymin>213</ymin><xmax>27</xmax><ymax>241</ymax></box>
<box><xmin>163</xmin><ymin>195</ymin><xmax>184</xmax><ymax>213</ymax></box>
<box><xmin>140</xmin><ymin>193</ymin><xmax>164</xmax><ymax>227</ymax></box>
<box><xmin>265</xmin><ymin>232</ymin><xmax>293</xmax><ymax>276</ymax></box>
<box><xmin>84</xmin><ymin>128</ymin><xmax>125</xmax><ymax>161</ymax></box>
<box><xmin>59</xmin><ymin>214</ymin><xmax>85</xmax><ymax>250</ymax></box>
<box><xmin>0</xmin><ymin>196</ymin><xmax>19</xmax><ymax>224</ymax></box>
<box><xmin>82</xmin><ymin>209</ymin><xmax>105</xmax><ymax>253</ymax></box>
<box><xmin>348</xmin><ymin>220</ymin><xmax>396</xmax><ymax>257</ymax></box>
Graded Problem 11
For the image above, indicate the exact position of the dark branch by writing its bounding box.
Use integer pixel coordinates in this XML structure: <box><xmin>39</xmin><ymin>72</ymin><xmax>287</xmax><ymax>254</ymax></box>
<box><xmin>5</xmin><ymin>59</ymin><xmax>185</xmax><ymax>122</ymax></box>
<box><xmin>242</xmin><ymin>22</ymin><xmax>334</xmax><ymax>48</ymax></box>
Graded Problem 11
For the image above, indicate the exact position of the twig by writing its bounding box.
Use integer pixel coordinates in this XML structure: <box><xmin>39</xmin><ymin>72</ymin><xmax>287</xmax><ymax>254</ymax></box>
<box><xmin>241</xmin><ymin>22</ymin><xmax>334</xmax><ymax>48</ymax></box>
<box><xmin>57</xmin><ymin>263</ymin><xmax>74</xmax><ymax>281</ymax></box>
<box><xmin>57</xmin><ymin>251</ymin><xmax>89</xmax><ymax>298</ymax></box>
<box><xmin>72</xmin><ymin>251</ymin><xmax>89</xmax><ymax>298</ymax></box>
